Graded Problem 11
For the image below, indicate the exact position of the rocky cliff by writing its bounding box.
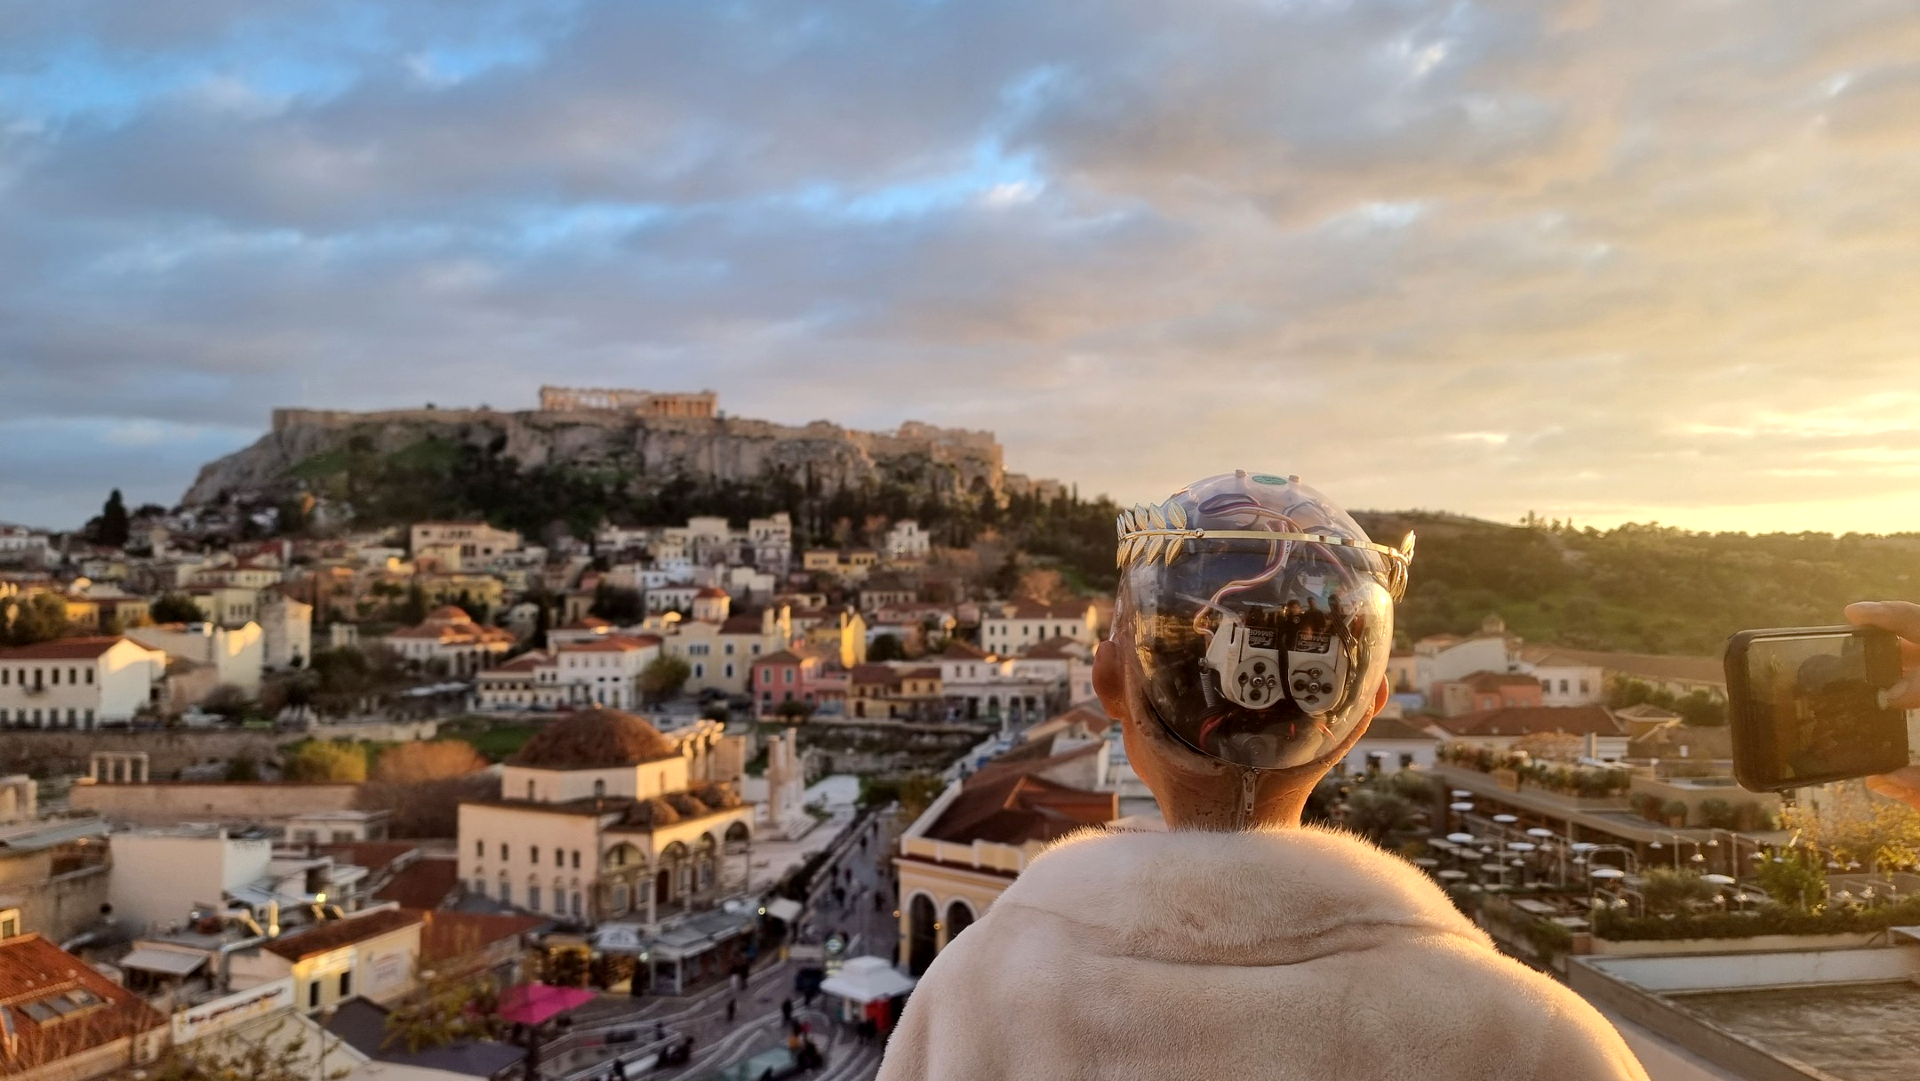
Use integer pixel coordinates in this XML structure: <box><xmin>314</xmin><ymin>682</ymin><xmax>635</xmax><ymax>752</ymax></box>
<box><xmin>181</xmin><ymin>405</ymin><xmax>1010</xmax><ymax>509</ymax></box>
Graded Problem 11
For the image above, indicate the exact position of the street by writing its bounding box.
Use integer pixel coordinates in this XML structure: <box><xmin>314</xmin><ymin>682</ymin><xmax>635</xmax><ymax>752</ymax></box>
<box><xmin>562</xmin><ymin>811</ymin><xmax>901</xmax><ymax>1081</ymax></box>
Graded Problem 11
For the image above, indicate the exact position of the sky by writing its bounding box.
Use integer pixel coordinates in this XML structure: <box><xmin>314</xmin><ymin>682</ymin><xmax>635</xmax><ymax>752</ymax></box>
<box><xmin>5</xmin><ymin>0</ymin><xmax>1920</xmax><ymax>535</ymax></box>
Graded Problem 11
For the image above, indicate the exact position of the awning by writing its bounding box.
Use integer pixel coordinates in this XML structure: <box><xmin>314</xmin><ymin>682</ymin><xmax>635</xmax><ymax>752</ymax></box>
<box><xmin>818</xmin><ymin>956</ymin><xmax>915</xmax><ymax>1005</ymax></box>
<box><xmin>497</xmin><ymin>983</ymin><xmax>596</xmax><ymax>1026</ymax></box>
<box><xmin>765</xmin><ymin>898</ymin><xmax>802</xmax><ymax>923</ymax></box>
<box><xmin>120</xmin><ymin>947</ymin><xmax>208</xmax><ymax>976</ymax></box>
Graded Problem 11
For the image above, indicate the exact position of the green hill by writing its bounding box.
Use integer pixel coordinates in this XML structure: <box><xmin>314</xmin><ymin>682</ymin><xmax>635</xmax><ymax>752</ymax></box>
<box><xmin>1355</xmin><ymin>511</ymin><xmax>1920</xmax><ymax>655</ymax></box>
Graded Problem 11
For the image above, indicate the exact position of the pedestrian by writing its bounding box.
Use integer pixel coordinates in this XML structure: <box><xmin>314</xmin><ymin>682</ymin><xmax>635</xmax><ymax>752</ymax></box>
<box><xmin>612</xmin><ymin>1058</ymin><xmax>627</xmax><ymax>1081</ymax></box>
<box><xmin>781</xmin><ymin>997</ymin><xmax>793</xmax><ymax>1024</ymax></box>
<box><xmin>654</xmin><ymin>1021</ymin><xmax>665</xmax><ymax>1043</ymax></box>
<box><xmin>727</xmin><ymin>996</ymin><xmax>737</xmax><ymax>1023</ymax></box>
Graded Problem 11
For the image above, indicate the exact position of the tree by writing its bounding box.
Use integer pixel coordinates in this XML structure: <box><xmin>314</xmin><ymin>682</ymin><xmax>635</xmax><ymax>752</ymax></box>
<box><xmin>868</xmin><ymin>633</ymin><xmax>905</xmax><ymax>662</ymax></box>
<box><xmin>1779</xmin><ymin>780</ymin><xmax>1920</xmax><ymax>875</ymax></box>
<box><xmin>281</xmin><ymin>740</ymin><xmax>369</xmax><ymax>783</ymax></box>
<box><xmin>150</xmin><ymin>592</ymin><xmax>207</xmax><ymax>624</ymax></box>
<box><xmin>373</xmin><ymin>740</ymin><xmax>488</xmax><ymax>782</ymax></box>
<box><xmin>1</xmin><ymin>593</ymin><xmax>69</xmax><ymax>646</ymax></box>
<box><xmin>1755</xmin><ymin>848</ymin><xmax>1827</xmax><ymax>909</ymax></box>
<box><xmin>1675</xmin><ymin>689</ymin><xmax>1727</xmax><ymax>727</ymax></box>
<box><xmin>777</xmin><ymin>699</ymin><xmax>815</xmax><ymax>722</ymax></box>
<box><xmin>1343</xmin><ymin>789</ymin><xmax>1418</xmax><ymax>844</ymax></box>
<box><xmin>589</xmin><ymin>585</ymin><xmax>644</xmax><ymax>625</ymax></box>
<box><xmin>145</xmin><ymin>1017</ymin><xmax>353</xmax><ymax>1081</ymax></box>
<box><xmin>91</xmin><ymin>489</ymin><xmax>130</xmax><ymax>548</ymax></box>
<box><xmin>361</xmin><ymin>741</ymin><xmax>492</xmax><ymax>837</ymax></box>
<box><xmin>225</xmin><ymin>754</ymin><xmax>260</xmax><ymax>782</ymax></box>
<box><xmin>1641</xmin><ymin>868</ymin><xmax>1717</xmax><ymax>916</ymax></box>
<box><xmin>200</xmin><ymin>684</ymin><xmax>252</xmax><ymax>723</ymax></box>
<box><xmin>639</xmin><ymin>655</ymin><xmax>692</xmax><ymax>704</ymax></box>
<box><xmin>396</xmin><ymin>583</ymin><xmax>429</xmax><ymax>625</ymax></box>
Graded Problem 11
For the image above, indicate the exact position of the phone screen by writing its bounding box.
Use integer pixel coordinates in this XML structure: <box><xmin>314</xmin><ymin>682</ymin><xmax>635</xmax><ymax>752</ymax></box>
<box><xmin>1735</xmin><ymin>629</ymin><xmax>1904</xmax><ymax>788</ymax></box>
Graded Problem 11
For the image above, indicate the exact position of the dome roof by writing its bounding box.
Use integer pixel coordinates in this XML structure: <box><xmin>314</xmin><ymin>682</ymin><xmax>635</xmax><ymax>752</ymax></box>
<box><xmin>508</xmin><ymin>708</ymin><xmax>680</xmax><ymax>770</ymax></box>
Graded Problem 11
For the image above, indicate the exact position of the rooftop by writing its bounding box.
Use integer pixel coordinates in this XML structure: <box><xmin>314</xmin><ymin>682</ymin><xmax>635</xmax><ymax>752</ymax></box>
<box><xmin>1520</xmin><ymin>645</ymin><xmax>1725</xmax><ymax>687</ymax></box>
<box><xmin>0</xmin><ymin>636</ymin><xmax>127</xmax><ymax>660</ymax></box>
<box><xmin>507</xmin><ymin>708</ymin><xmax>681</xmax><ymax>769</ymax></box>
<box><xmin>1430</xmin><ymin>705</ymin><xmax>1620</xmax><ymax>738</ymax></box>
<box><xmin>263</xmin><ymin>908</ymin><xmax>422</xmax><ymax>960</ymax></box>
<box><xmin>0</xmin><ymin>934</ymin><xmax>165</xmax><ymax>1071</ymax></box>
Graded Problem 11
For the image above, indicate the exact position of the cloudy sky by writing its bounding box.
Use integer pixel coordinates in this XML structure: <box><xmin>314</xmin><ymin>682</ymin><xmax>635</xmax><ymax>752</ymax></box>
<box><xmin>6</xmin><ymin>0</ymin><xmax>1920</xmax><ymax>534</ymax></box>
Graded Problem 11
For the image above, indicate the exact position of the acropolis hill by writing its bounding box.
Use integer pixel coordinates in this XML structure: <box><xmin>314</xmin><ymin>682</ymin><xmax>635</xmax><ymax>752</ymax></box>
<box><xmin>180</xmin><ymin>387</ymin><xmax>1063</xmax><ymax>509</ymax></box>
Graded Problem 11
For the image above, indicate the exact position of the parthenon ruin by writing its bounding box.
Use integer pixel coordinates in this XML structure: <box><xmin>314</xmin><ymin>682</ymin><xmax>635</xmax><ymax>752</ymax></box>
<box><xmin>539</xmin><ymin>386</ymin><xmax>718</xmax><ymax>418</ymax></box>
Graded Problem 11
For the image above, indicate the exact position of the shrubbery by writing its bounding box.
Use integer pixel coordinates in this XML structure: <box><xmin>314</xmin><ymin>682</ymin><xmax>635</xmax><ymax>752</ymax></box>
<box><xmin>1595</xmin><ymin>895</ymin><xmax>1920</xmax><ymax>940</ymax></box>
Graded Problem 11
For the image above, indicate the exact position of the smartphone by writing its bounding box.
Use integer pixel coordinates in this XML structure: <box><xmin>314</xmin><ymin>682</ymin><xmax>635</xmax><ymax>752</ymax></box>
<box><xmin>1726</xmin><ymin>626</ymin><xmax>1908</xmax><ymax>792</ymax></box>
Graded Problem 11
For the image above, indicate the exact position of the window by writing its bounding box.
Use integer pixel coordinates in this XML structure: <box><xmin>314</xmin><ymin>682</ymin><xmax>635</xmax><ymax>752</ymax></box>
<box><xmin>309</xmin><ymin>981</ymin><xmax>321</xmax><ymax>1008</ymax></box>
<box><xmin>724</xmin><ymin>664</ymin><xmax>734</xmax><ymax>679</ymax></box>
<box><xmin>571</xmin><ymin>892</ymin><xmax>582</xmax><ymax>917</ymax></box>
<box><xmin>571</xmin><ymin>850</ymin><xmax>580</xmax><ymax>869</ymax></box>
<box><xmin>339</xmin><ymin>970</ymin><xmax>352</xmax><ymax>998</ymax></box>
<box><xmin>500</xmin><ymin>843</ymin><xmax>508</xmax><ymax>861</ymax></box>
<box><xmin>49</xmin><ymin>669</ymin><xmax>58</xmax><ymax>686</ymax></box>
<box><xmin>68</xmin><ymin>667</ymin><xmax>77</xmax><ymax>683</ymax></box>
<box><xmin>1558</xmin><ymin>679</ymin><xmax>1569</xmax><ymax>694</ymax></box>
<box><xmin>555</xmin><ymin>847</ymin><xmax>565</xmax><ymax>867</ymax></box>
<box><xmin>1579</xmin><ymin>679</ymin><xmax>1591</xmax><ymax>695</ymax></box>
<box><xmin>83</xmin><ymin>709</ymin><xmax>93</xmax><ymax>726</ymax></box>
<box><xmin>762</xmin><ymin>669</ymin><xmax>772</xmax><ymax>685</ymax></box>
<box><xmin>473</xmin><ymin>878</ymin><xmax>487</xmax><ymax>896</ymax></box>
<box><xmin>784</xmin><ymin>669</ymin><xmax>794</xmax><ymax>685</ymax></box>
<box><xmin>84</xmin><ymin>669</ymin><xmax>93</xmax><ymax>684</ymax></box>
<box><xmin>528</xmin><ymin>885</ymin><xmax>542</xmax><ymax>911</ymax></box>
<box><xmin>476</xmin><ymin>839</ymin><xmax>485</xmax><ymax>858</ymax></box>
<box><xmin>694</xmin><ymin>663</ymin><xmax>704</xmax><ymax>678</ymax></box>
<box><xmin>724</xmin><ymin>642</ymin><xmax>734</xmax><ymax>655</ymax></box>
<box><xmin>531</xmin><ymin>846</ymin><xmax>540</xmax><ymax>864</ymax></box>
<box><xmin>527</xmin><ymin>779</ymin><xmax>536</xmax><ymax>800</ymax></box>
<box><xmin>593</xmin><ymin>779</ymin><xmax>605</xmax><ymax>798</ymax></box>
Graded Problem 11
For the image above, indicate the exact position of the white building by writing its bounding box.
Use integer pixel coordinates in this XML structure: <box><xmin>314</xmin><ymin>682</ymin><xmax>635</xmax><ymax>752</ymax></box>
<box><xmin>457</xmin><ymin>710</ymin><xmax>752</xmax><ymax>926</ymax></box>
<box><xmin>386</xmin><ymin>606</ymin><xmax>515</xmax><ymax>675</ymax></box>
<box><xmin>0</xmin><ymin>636</ymin><xmax>165</xmax><ymax>728</ymax></box>
<box><xmin>980</xmin><ymin>600</ymin><xmax>1099</xmax><ymax>654</ymax></box>
<box><xmin>257</xmin><ymin>593</ymin><xmax>314</xmax><ymax>671</ymax></box>
<box><xmin>1515</xmin><ymin>647</ymin><xmax>1608</xmax><ymax>707</ymax></box>
<box><xmin>1338</xmin><ymin>712</ymin><xmax>1441</xmax><ymax>775</ymax></box>
<box><xmin>884</xmin><ymin>520</ymin><xmax>930</xmax><ymax>561</ymax></box>
<box><xmin>474</xmin><ymin>635</ymin><xmax>663</xmax><ymax>712</ymax></box>
<box><xmin>1410</xmin><ymin>631</ymin><xmax>1512</xmax><ymax>695</ymax></box>
<box><xmin>127</xmin><ymin>621</ymin><xmax>265</xmax><ymax>696</ymax></box>
<box><xmin>409</xmin><ymin>521</ymin><xmax>522</xmax><ymax>561</ymax></box>
<box><xmin>108</xmin><ymin>827</ymin><xmax>275</xmax><ymax>934</ymax></box>
<box><xmin>0</xmin><ymin>525</ymin><xmax>53</xmax><ymax>564</ymax></box>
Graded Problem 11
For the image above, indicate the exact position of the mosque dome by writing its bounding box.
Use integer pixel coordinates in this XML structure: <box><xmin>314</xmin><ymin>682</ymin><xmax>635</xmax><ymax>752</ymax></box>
<box><xmin>508</xmin><ymin>708</ymin><xmax>680</xmax><ymax>770</ymax></box>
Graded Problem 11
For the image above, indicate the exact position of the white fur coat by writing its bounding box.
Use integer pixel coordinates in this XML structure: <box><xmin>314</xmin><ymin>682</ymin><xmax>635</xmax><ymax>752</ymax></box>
<box><xmin>876</xmin><ymin>826</ymin><xmax>1647</xmax><ymax>1081</ymax></box>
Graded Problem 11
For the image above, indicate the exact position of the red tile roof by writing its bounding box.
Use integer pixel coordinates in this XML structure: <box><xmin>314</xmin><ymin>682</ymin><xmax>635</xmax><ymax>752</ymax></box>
<box><xmin>1430</xmin><ymin>706</ymin><xmax>1621</xmax><ymax>738</ymax></box>
<box><xmin>1442</xmin><ymin>670</ymin><xmax>1545</xmax><ymax>691</ymax></box>
<box><xmin>924</xmin><ymin>772</ymin><xmax>1115</xmax><ymax>846</ymax></box>
<box><xmin>0</xmin><ymin>934</ymin><xmax>164</xmax><ymax>1071</ymax></box>
<box><xmin>411</xmin><ymin>910</ymin><xmax>544</xmax><ymax>967</ymax></box>
<box><xmin>375</xmin><ymin>857</ymin><xmax>462</xmax><ymax>910</ymax></box>
<box><xmin>263</xmin><ymin>908</ymin><xmax>423</xmax><ymax>960</ymax></box>
<box><xmin>0</xmin><ymin>637</ymin><xmax>127</xmax><ymax>661</ymax></box>
<box><xmin>935</xmin><ymin>641</ymin><xmax>990</xmax><ymax>661</ymax></box>
<box><xmin>694</xmin><ymin>587</ymin><xmax>729</xmax><ymax>599</ymax></box>
<box><xmin>720</xmin><ymin>615</ymin><xmax>764</xmax><ymax>635</ymax></box>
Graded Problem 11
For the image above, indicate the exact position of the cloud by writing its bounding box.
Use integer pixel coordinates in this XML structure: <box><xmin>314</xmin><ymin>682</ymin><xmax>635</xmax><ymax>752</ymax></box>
<box><xmin>5</xmin><ymin>0</ymin><xmax>1920</xmax><ymax>533</ymax></box>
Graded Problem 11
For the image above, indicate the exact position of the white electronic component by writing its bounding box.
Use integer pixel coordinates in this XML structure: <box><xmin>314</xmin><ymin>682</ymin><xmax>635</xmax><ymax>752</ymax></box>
<box><xmin>1286</xmin><ymin>625</ymin><xmax>1346</xmax><ymax>715</ymax></box>
<box><xmin>1203</xmin><ymin>611</ymin><xmax>1284</xmax><ymax>709</ymax></box>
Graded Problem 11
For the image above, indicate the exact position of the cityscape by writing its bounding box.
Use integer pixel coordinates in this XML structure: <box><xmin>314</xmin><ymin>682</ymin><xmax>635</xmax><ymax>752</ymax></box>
<box><xmin>0</xmin><ymin>387</ymin><xmax>1914</xmax><ymax>1080</ymax></box>
<box><xmin>8</xmin><ymin>2</ymin><xmax>1920</xmax><ymax>1079</ymax></box>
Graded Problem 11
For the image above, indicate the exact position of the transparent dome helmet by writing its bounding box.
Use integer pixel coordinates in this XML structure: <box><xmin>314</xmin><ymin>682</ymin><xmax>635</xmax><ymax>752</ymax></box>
<box><xmin>1113</xmin><ymin>471</ymin><xmax>1413</xmax><ymax>771</ymax></box>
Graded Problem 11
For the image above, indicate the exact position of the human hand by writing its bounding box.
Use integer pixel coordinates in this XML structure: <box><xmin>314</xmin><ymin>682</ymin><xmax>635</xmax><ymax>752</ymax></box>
<box><xmin>1845</xmin><ymin>601</ymin><xmax>1920</xmax><ymax>811</ymax></box>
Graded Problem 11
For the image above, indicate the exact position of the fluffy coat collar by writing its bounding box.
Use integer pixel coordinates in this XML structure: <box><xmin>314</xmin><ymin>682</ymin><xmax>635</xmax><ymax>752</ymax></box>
<box><xmin>995</xmin><ymin>825</ymin><xmax>1493</xmax><ymax>968</ymax></box>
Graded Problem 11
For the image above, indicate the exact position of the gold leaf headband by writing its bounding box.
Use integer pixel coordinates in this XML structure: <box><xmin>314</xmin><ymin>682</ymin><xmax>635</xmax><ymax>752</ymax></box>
<box><xmin>1115</xmin><ymin>499</ymin><xmax>1415</xmax><ymax>599</ymax></box>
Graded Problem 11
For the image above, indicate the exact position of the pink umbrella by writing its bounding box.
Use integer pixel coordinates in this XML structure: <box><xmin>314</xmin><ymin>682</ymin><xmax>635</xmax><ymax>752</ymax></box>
<box><xmin>497</xmin><ymin>983</ymin><xmax>597</xmax><ymax>1026</ymax></box>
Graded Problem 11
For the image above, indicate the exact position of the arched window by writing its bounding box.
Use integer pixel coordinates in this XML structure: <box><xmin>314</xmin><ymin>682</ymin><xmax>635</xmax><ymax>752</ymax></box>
<box><xmin>908</xmin><ymin>895</ymin><xmax>938</xmax><ymax>976</ymax></box>
<box><xmin>594</xmin><ymin>779</ymin><xmax>606</xmax><ymax>798</ymax></box>
<box><xmin>945</xmin><ymin>900</ymin><xmax>975</xmax><ymax>942</ymax></box>
<box><xmin>612</xmin><ymin>883</ymin><xmax>630</xmax><ymax>915</ymax></box>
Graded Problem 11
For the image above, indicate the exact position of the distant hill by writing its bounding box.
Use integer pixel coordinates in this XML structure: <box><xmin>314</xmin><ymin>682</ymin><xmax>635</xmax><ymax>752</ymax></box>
<box><xmin>177</xmin><ymin>404</ymin><xmax>1918</xmax><ymax>656</ymax></box>
<box><xmin>1355</xmin><ymin>511</ymin><xmax>1920</xmax><ymax>655</ymax></box>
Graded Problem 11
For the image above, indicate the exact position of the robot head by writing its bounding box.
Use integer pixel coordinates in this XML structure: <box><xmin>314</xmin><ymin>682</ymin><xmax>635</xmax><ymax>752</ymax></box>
<box><xmin>1112</xmin><ymin>470</ymin><xmax>1412</xmax><ymax>770</ymax></box>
